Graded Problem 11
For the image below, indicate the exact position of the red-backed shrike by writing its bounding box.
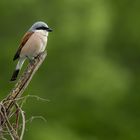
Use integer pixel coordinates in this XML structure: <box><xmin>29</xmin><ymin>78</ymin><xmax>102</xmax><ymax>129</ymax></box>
<box><xmin>10</xmin><ymin>21</ymin><xmax>52</xmax><ymax>81</ymax></box>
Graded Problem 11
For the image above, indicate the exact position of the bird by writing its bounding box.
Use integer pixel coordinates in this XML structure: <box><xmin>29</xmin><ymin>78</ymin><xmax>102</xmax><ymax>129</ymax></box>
<box><xmin>10</xmin><ymin>21</ymin><xmax>52</xmax><ymax>81</ymax></box>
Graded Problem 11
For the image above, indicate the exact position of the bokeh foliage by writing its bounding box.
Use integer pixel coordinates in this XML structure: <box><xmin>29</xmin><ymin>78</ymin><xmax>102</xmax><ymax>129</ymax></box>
<box><xmin>0</xmin><ymin>0</ymin><xmax>140</xmax><ymax>139</ymax></box>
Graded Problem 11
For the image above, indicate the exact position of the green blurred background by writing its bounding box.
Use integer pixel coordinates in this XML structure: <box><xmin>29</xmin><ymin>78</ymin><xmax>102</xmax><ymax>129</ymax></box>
<box><xmin>0</xmin><ymin>0</ymin><xmax>140</xmax><ymax>139</ymax></box>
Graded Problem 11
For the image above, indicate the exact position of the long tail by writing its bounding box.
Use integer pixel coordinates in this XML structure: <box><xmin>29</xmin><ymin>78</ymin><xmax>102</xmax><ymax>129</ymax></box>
<box><xmin>10</xmin><ymin>58</ymin><xmax>25</xmax><ymax>81</ymax></box>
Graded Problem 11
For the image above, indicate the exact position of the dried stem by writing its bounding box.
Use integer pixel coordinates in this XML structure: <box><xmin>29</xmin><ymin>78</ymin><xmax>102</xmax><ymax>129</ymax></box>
<box><xmin>0</xmin><ymin>51</ymin><xmax>47</xmax><ymax>139</ymax></box>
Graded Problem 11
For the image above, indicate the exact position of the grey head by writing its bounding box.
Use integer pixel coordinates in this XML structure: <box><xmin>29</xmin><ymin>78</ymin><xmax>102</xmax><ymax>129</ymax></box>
<box><xmin>29</xmin><ymin>21</ymin><xmax>52</xmax><ymax>32</ymax></box>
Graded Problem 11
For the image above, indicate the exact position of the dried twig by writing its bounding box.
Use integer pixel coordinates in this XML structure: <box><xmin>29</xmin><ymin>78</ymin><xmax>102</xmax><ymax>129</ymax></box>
<box><xmin>0</xmin><ymin>51</ymin><xmax>47</xmax><ymax>140</ymax></box>
<box><xmin>4</xmin><ymin>51</ymin><xmax>47</xmax><ymax>113</ymax></box>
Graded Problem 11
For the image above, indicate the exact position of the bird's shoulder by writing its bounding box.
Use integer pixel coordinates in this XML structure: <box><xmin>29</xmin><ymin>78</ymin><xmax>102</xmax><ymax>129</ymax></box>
<box><xmin>20</xmin><ymin>31</ymin><xmax>34</xmax><ymax>47</ymax></box>
<box><xmin>13</xmin><ymin>31</ymin><xmax>34</xmax><ymax>61</ymax></box>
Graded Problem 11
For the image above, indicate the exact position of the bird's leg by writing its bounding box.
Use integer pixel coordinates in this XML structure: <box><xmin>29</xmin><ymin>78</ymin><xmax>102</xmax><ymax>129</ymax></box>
<box><xmin>34</xmin><ymin>53</ymin><xmax>41</xmax><ymax>59</ymax></box>
<box><xmin>26</xmin><ymin>56</ymin><xmax>35</xmax><ymax>65</ymax></box>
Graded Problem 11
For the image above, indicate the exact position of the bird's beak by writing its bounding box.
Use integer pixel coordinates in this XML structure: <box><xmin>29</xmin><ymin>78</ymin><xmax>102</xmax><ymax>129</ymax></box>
<box><xmin>46</xmin><ymin>27</ymin><xmax>53</xmax><ymax>32</ymax></box>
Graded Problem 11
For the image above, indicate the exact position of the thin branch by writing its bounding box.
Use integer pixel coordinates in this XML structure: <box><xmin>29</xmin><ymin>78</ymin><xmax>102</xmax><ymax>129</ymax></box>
<box><xmin>19</xmin><ymin>108</ymin><xmax>25</xmax><ymax>140</ymax></box>
<box><xmin>27</xmin><ymin>116</ymin><xmax>47</xmax><ymax>123</ymax></box>
<box><xmin>0</xmin><ymin>51</ymin><xmax>47</xmax><ymax>139</ymax></box>
<box><xmin>1</xmin><ymin>104</ymin><xmax>19</xmax><ymax>140</ymax></box>
<box><xmin>3</xmin><ymin>51</ymin><xmax>47</xmax><ymax>115</ymax></box>
<box><xmin>5</xmin><ymin>124</ymin><xmax>15</xmax><ymax>140</ymax></box>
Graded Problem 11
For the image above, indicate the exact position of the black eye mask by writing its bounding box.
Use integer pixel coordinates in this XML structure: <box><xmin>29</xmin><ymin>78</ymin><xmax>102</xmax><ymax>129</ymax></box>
<box><xmin>36</xmin><ymin>26</ymin><xmax>52</xmax><ymax>32</ymax></box>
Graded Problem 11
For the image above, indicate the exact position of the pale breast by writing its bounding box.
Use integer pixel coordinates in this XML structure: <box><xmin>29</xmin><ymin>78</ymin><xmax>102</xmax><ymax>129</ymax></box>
<box><xmin>20</xmin><ymin>31</ymin><xmax>48</xmax><ymax>58</ymax></box>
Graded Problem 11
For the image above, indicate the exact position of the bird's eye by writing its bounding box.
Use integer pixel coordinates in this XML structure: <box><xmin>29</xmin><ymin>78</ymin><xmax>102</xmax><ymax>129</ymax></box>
<box><xmin>36</xmin><ymin>26</ymin><xmax>48</xmax><ymax>30</ymax></box>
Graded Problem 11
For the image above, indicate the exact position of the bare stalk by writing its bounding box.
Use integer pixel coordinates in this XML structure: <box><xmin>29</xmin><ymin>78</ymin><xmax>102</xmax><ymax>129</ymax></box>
<box><xmin>0</xmin><ymin>51</ymin><xmax>47</xmax><ymax>140</ymax></box>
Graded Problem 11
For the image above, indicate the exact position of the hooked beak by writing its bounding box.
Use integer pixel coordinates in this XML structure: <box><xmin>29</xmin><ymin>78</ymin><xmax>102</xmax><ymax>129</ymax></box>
<box><xmin>46</xmin><ymin>27</ymin><xmax>53</xmax><ymax>32</ymax></box>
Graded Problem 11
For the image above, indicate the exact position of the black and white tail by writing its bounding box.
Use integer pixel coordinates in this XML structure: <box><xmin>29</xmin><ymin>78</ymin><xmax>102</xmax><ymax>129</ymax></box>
<box><xmin>10</xmin><ymin>58</ymin><xmax>25</xmax><ymax>81</ymax></box>
<box><xmin>10</xmin><ymin>69</ymin><xmax>20</xmax><ymax>81</ymax></box>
